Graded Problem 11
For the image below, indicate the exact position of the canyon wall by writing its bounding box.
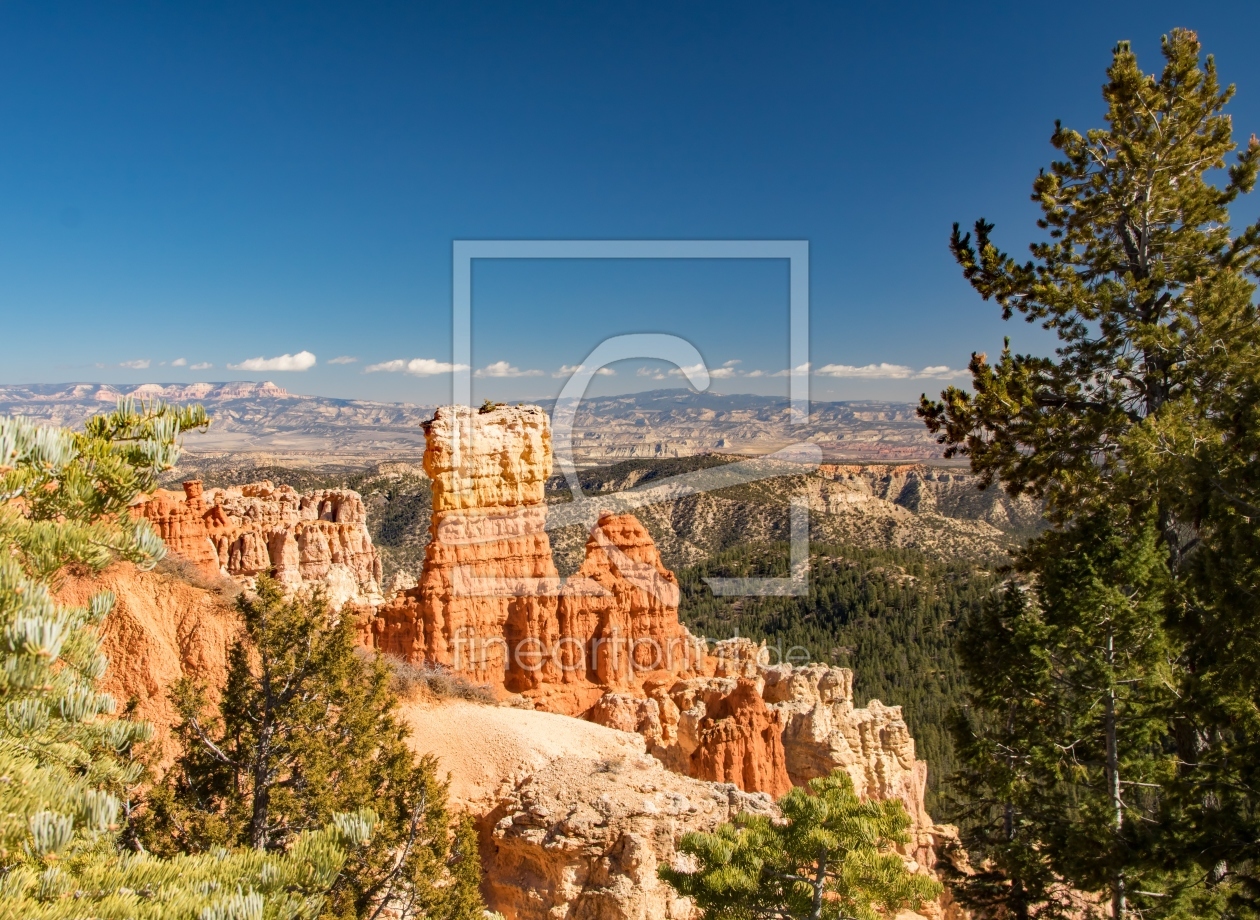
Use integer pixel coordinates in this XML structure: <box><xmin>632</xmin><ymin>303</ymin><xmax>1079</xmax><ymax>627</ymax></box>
<box><xmin>136</xmin><ymin>479</ymin><xmax>383</xmax><ymax>607</ymax></box>
<box><xmin>818</xmin><ymin>462</ymin><xmax>1043</xmax><ymax>533</ymax></box>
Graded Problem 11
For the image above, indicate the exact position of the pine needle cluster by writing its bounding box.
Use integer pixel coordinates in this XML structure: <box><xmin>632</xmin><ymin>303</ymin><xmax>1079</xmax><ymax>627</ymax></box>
<box><xmin>660</xmin><ymin>770</ymin><xmax>940</xmax><ymax>920</ymax></box>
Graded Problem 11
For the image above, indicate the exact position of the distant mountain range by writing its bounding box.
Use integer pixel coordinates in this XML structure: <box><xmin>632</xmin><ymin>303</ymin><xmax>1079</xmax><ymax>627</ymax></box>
<box><xmin>0</xmin><ymin>382</ymin><xmax>948</xmax><ymax>464</ymax></box>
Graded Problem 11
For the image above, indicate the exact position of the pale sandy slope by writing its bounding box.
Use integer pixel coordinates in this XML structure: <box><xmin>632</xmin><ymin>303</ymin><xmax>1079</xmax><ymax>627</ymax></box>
<box><xmin>397</xmin><ymin>699</ymin><xmax>646</xmax><ymax>814</ymax></box>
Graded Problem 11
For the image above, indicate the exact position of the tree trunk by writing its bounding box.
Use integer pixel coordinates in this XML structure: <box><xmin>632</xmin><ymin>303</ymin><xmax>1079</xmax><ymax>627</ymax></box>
<box><xmin>1105</xmin><ymin>627</ymin><xmax>1126</xmax><ymax>920</ymax></box>
<box><xmin>810</xmin><ymin>850</ymin><xmax>828</xmax><ymax>920</ymax></box>
<box><xmin>250</xmin><ymin>720</ymin><xmax>274</xmax><ymax>850</ymax></box>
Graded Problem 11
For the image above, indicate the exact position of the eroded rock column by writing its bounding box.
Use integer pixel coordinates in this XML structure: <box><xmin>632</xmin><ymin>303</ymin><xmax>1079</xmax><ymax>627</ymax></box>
<box><xmin>391</xmin><ymin>405</ymin><xmax>561</xmax><ymax>691</ymax></box>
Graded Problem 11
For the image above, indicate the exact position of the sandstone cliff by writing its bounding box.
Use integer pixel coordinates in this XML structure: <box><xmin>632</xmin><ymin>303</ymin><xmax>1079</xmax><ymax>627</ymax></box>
<box><xmin>136</xmin><ymin>479</ymin><xmax>383</xmax><ymax>607</ymax></box>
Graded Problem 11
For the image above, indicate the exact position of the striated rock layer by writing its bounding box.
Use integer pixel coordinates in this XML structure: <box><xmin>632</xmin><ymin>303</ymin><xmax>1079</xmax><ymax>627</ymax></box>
<box><xmin>362</xmin><ymin>405</ymin><xmax>705</xmax><ymax>716</ymax></box>
<box><xmin>136</xmin><ymin>480</ymin><xmax>383</xmax><ymax>607</ymax></box>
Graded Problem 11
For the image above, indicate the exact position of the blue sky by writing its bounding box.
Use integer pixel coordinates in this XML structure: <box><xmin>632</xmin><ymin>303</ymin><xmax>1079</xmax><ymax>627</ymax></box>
<box><xmin>2</xmin><ymin>1</ymin><xmax>1258</xmax><ymax>405</ymax></box>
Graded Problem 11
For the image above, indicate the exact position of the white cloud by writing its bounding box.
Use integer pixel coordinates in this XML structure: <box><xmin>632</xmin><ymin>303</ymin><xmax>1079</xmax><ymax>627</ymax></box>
<box><xmin>328</xmin><ymin>355</ymin><xmax>358</xmax><ymax>365</ymax></box>
<box><xmin>661</xmin><ymin>361</ymin><xmax>739</xmax><ymax>379</ymax></box>
<box><xmin>555</xmin><ymin>364</ymin><xmax>615</xmax><ymax>378</ymax></box>
<box><xmin>813</xmin><ymin>362</ymin><xmax>966</xmax><ymax>380</ymax></box>
<box><xmin>745</xmin><ymin>369</ymin><xmax>766</xmax><ymax>378</ymax></box>
<box><xmin>815</xmin><ymin>362</ymin><xmax>914</xmax><ymax>379</ymax></box>
<box><xmin>228</xmin><ymin>350</ymin><xmax>317</xmax><ymax>372</ymax></box>
<box><xmin>191</xmin><ymin>362</ymin><xmax>213</xmax><ymax>370</ymax></box>
<box><xmin>916</xmin><ymin>365</ymin><xmax>966</xmax><ymax>379</ymax></box>
<box><xmin>636</xmin><ymin>367</ymin><xmax>668</xmax><ymax>381</ymax></box>
<box><xmin>722</xmin><ymin>359</ymin><xmax>741</xmax><ymax>367</ymax></box>
<box><xmin>171</xmin><ymin>357</ymin><xmax>187</xmax><ymax>367</ymax></box>
<box><xmin>364</xmin><ymin>358</ymin><xmax>470</xmax><ymax>376</ymax></box>
<box><xmin>120</xmin><ymin>359</ymin><xmax>151</xmax><ymax>370</ymax></box>
<box><xmin>475</xmin><ymin>361</ymin><xmax>544</xmax><ymax>378</ymax></box>
<box><xmin>772</xmin><ymin>363</ymin><xmax>812</xmax><ymax>377</ymax></box>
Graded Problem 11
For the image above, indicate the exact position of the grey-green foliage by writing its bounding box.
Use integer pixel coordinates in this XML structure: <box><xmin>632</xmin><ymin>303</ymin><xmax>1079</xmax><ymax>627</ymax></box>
<box><xmin>0</xmin><ymin>403</ymin><xmax>374</xmax><ymax>919</ymax></box>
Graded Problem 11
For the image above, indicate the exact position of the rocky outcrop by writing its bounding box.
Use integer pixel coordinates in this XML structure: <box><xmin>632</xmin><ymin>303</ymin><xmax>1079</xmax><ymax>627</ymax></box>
<box><xmin>762</xmin><ymin>663</ymin><xmax>929</xmax><ymax>821</ymax></box>
<box><xmin>487</xmin><ymin>750</ymin><xmax>775</xmax><ymax>920</ymax></box>
<box><xmin>687</xmin><ymin>678</ymin><xmax>793</xmax><ymax>798</ymax></box>
<box><xmin>362</xmin><ymin>406</ymin><xmax>704</xmax><ymax>717</ymax></box>
<box><xmin>544</xmin><ymin>514</ymin><xmax>706</xmax><ymax>712</ymax></box>
<box><xmin>398</xmin><ymin>698</ymin><xmax>775</xmax><ymax>920</ymax></box>
<box><xmin>366</xmin><ymin>405</ymin><xmax>562</xmax><ymax>691</ymax></box>
<box><xmin>589</xmin><ymin>677</ymin><xmax>793</xmax><ymax>799</ymax></box>
<box><xmin>136</xmin><ymin>480</ymin><xmax>383</xmax><ymax>607</ymax></box>
<box><xmin>715</xmin><ymin>641</ymin><xmax>957</xmax><ymax>883</ymax></box>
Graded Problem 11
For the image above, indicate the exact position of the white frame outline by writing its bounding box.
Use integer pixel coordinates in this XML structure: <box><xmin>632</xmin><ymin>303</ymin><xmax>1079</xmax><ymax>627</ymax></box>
<box><xmin>451</xmin><ymin>239</ymin><xmax>813</xmax><ymax>597</ymax></box>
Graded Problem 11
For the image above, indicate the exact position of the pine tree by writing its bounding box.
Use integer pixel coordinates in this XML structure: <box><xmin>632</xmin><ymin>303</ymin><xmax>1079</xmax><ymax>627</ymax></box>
<box><xmin>920</xmin><ymin>28</ymin><xmax>1260</xmax><ymax>539</ymax></box>
<box><xmin>659</xmin><ymin>769</ymin><xmax>941</xmax><ymax>920</ymax></box>
<box><xmin>948</xmin><ymin>512</ymin><xmax>1192</xmax><ymax>918</ymax></box>
<box><xmin>0</xmin><ymin>403</ymin><xmax>375</xmax><ymax>919</ymax></box>
<box><xmin>1131</xmin><ymin>219</ymin><xmax>1260</xmax><ymax>907</ymax></box>
<box><xmin>142</xmin><ymin>577</ymin><xmax>484</xmax><ymax>920</ymax></box>
<box><xmin>919</xmin><ymin>30</ymin><xmax>1260</xmax><ymax>917</ymax></box>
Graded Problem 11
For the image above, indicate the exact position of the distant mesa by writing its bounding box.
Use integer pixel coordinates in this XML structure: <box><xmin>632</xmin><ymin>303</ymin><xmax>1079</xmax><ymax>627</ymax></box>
<box><xmin>0</xmin><ymin>383</ymin><xmax>946</xmax><ymax>464</ymax></box>
<box><xmin>0</xmin><ymin>381</ymin><xmax>295</xmax><ymax>402</ymax></box>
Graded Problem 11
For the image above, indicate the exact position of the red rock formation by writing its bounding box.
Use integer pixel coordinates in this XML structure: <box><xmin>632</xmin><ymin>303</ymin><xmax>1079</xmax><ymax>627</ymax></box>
<box><xmin>367</xmin><ymin>405</ymin><xmax>562</xmax><ymax>691</ymax></box>
<box><xmin>362</xmin><ymin>405</ymin><xmax>704</xmax><ymax>716</ymax></box>
<box><xmin>589</xmin><ymin>675</ymin><xmax>793</xmax><ymax>799</ymax></box>
<box><xmin>135</xmin><ymin>480</ymin><xmax>382</xmax><ymax>606</ymax></box>
<box><xmin>136</xmin><ymin>481</ymin><xmax>226</xmax><ymax>572</ymax></box>
<box><xmin>555</xmin><ymin>514</ymin><xmax>703</xmax><ymax>690</ymax></box>
<box><xmin>688</xmin><ymin>678</ymin><xmax>792</xmax><ymax>798</ymax></box>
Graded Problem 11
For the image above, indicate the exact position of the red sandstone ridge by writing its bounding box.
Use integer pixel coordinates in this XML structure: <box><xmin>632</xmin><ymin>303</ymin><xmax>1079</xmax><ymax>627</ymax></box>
<box><xmin>135</xmin><ymin>480</ymin><xmax>382</xmax><ymax>607</ymax></box>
